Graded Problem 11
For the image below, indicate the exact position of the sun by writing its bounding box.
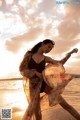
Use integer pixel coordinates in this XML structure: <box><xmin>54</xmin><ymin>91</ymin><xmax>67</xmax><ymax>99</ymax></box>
<box><xmin>4</xmin><ymin>90</ymin><xmax>28</xmax><ymax>110</ymax></box>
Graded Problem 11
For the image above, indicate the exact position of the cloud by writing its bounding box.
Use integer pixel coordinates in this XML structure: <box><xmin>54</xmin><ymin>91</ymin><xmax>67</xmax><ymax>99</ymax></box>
<box><xmin>58</xmin><ymin>19</ymin><xmax>80</xmax><ymax>40</ymax></box>
<box><xmin>50</xmin><ymin>39</ymin><xmax>80</xmax><ymax>57</ymax></box>
<box><xmin>58</xmin><ymin>17</ymin><xmax>80</xmax><ymax>41</ymax></box>
<box><xmin>0</xmin><ymin>0</ymin><xmax>80</xmax><ymax>77</ymax></box>
<box><xmin>50</xmin><ymin>0</ymin><xmax>80</xmax><ymax>61</ymax></box>
<box><xmin>2</xmin><ymin>0</ymin><xmax>80</xmax><ymax>56</ymax></box>
<box><xmin>36</xmin><ymin>0</ymin><xmax>58</xmax><ymax>19</ymax></box>
<box><xmin>57</xmin><ymin>0</ymin><xmax>80</xmax><ymax>40</ymax></box>
<box><xmin>64</xmin><ymin>0</ymin><xmax>80</xmax><ymax>16</ymax></box>
<box><xmin>2</xmin><ymin>0</ymin><xmax>59</xmax><ymax>53</ymax></box>
<box><xmin>5</xmin><ymin>27</ymin><xmax>43</xmax><ymax>53</ymax></box>
<box><xmin>5</xmin><ymin>39</ymin><xmax>22</xmax><ymax>53</ymax></box>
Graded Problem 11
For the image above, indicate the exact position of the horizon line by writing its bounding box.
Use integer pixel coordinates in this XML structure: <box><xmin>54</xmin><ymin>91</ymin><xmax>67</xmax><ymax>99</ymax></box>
<box><xmin>0</xmin><ymin>73</ymin><xmax>80</xmax><ymax>81</ymax></box>
<box><xmin>0</xmin><ymin>77</ymin><xmax>23</xmax><ymax>81</ymax></box>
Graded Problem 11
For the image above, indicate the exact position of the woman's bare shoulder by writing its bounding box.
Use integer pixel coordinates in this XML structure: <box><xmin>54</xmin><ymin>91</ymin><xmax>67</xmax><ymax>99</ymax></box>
<box><xmin>44</xmin><ymin>55</ymin><xmax>59</xmax><ymax>64</ymax></box>
<box><xmin>44</xmin><ymin>55</ymin><xmax>53</xmax><ymax>63</ymax></box>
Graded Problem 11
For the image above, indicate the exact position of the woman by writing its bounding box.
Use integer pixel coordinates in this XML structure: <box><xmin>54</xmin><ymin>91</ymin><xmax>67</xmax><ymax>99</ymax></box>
<box><xmin>19</xmin><ymin>39</ymin><xmax>80</xmax><ymax>120</ymax></box>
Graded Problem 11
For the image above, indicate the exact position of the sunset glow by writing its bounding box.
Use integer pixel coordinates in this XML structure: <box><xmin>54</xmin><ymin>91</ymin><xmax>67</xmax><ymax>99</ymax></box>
<box><xmin>4</xmin><ymin>91</ymin><xmax>28</xmax><ymax>110</ymax></box>
<box><xmin>0</xmin><ymin>0</ymin><xmax>80</xmax><ymax>79</ymax></box>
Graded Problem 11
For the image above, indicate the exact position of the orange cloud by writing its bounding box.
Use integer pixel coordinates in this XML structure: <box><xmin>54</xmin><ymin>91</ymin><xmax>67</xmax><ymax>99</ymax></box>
<box><xmin>5</xmin><ymin>27</ymin><xmax>43</xmax><ymax>53</ymax></box>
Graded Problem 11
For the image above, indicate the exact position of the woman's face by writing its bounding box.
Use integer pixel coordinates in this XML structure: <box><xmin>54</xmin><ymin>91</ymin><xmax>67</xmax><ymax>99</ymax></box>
<box><xmin>43</xmin><ymin>43</ymin><xmax>54</xmax><ymax>53</ymax></box>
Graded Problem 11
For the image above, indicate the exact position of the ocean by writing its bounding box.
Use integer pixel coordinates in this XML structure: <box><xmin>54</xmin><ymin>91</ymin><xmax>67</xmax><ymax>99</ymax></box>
<box><xmin>0</xmin><ymin>78</ymin><xmax>80</xmax><ymax>120</ymax></box>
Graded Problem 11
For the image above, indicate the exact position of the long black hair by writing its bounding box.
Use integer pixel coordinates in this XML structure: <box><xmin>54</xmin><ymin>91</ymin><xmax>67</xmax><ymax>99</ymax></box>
<box><xmin>28</xmin><ymin>39</ymin><xmax>55</xmax><ymax>54</ymax></box>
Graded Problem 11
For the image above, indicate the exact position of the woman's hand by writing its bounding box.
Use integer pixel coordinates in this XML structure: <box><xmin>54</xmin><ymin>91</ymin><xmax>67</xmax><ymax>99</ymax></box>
<box><xmin>24</xmin><ymin>69</ymin><xmax>36</xmax><ymax>78</ymax></box>
<box><xmin>70</xmin><ymin>48</ymin><xmax>78</xmax><ymax>54</ymax></box>
<box><xmin>60</xmin><ymin>48</ymin><xmax>78</xmax><ymax>65</ymax></box>
<box><xmin>35</xmin><ymin>71</ymin><xmax>43</xmax><ymax>79</ymax></box>
<box><xmin>23</xmin><ymin>69</ymin><xmax>43</xmax><ymax>79</ymax></box>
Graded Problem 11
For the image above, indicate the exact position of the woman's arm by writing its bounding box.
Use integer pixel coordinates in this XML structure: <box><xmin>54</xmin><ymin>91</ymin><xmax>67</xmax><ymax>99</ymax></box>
<box><xmin>60</xmin><ymin>48</ymin><xmax>78</xmax><ymax>65</ymax></box>
<box><xmin>45</xmin><ymin>48</ymin><xmax>78</xmax><ymax>65</ymax></box>
<box><xmin>19</xmin><ymin>53</ymin><xmax>31</xmax><ymax>72</ymax></box>
<box><xmin>19</xmin><ymin>52</ymin><xmax>36</xmax><ymax>78</ymax></box>
<box><xmin>45</xmin><ymin>56</ymin><xmax>59</xmax><ymax>64</ymax></box>
<box><xmin>35</xmin><ymin>71</ymin><xmax>43</xmax><ymax>79</ymax></box>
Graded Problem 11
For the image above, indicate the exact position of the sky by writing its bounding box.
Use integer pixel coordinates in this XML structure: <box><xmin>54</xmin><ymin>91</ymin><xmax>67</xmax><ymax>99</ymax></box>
<box><xmin>0</xmin><ymin>0</ymin><xmax>80</xmax><ymax>79</ymax></box>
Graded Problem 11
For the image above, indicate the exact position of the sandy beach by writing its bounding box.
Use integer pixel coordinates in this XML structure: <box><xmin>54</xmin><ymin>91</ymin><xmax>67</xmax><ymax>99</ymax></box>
<box><xmin>10</xmin><ymin>105</ymin><xmax>77</xmax><ymax>120</ymax></box>
<box><xmin>42</xmin><ymin>105</ymin><xmax>76</xmax><ymax>120</ymax></box>
<box><xmin>6</xmin><ymin>104</ymin><xmax>77</xmax><ymax>120</ymax></box>
<box><xmin>0</xmin><ymin>78</ymin><xmax>80</xmax><ymax>120</ymax></box>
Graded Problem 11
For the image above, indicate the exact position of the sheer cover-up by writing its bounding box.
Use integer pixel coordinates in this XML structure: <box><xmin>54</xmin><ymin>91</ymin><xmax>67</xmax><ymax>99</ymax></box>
<box><xmin>22</xmin><ymin>66</ymin><xmax>71</xmax><ymax>120</ymax></box>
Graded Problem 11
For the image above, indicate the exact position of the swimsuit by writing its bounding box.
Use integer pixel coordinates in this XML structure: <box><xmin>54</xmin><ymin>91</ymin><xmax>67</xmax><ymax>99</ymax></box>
<box><xmin>28</xmin><ymin>55</ymin><xmax>46</xmax><ymax>92</ymax></box>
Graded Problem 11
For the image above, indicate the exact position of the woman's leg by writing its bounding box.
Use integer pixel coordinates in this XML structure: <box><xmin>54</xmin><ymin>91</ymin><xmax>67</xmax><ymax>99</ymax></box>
<box><xmin>33</xmin><ymin>94</ymin><xmax>42</xmax><ymax>120</ymax></box>
<box><xmin>59</xmin><ymin>95</ymin><xmax>80</xmax><ymax>120</ymax></box>
<box><xmin>44</xmin><ymin>85</ymin><xmax>80</xmax><ymax>120</ymax></box>
<box><xmin>25</xmin><ymin>82</ymin><xmax>42</xmax><ymax>120</ymax></box>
